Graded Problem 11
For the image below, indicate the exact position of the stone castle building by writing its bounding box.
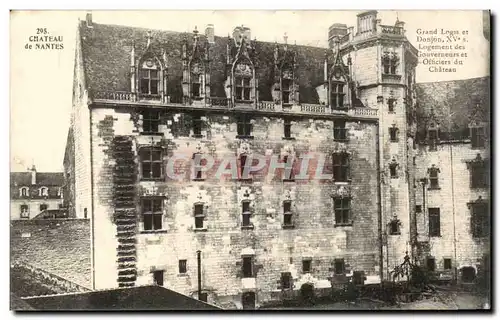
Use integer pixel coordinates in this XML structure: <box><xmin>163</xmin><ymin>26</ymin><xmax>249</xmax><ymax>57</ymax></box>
<box><xmin>64</xmin><ymin>11</ymin><xmax>490</xmax><ymax>309</ymax></box>
<box><xmin>10</xmin><ymin>166</ymin><xmax>65</xmax><ymax>220</ymax></box>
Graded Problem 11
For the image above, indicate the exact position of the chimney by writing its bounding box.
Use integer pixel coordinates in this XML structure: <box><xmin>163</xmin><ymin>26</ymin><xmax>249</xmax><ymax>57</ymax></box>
<box><xmin>328</xmin><ymin>23</ymin><xmax>347</xmax><ymax>49</ymax></box>
<box><xmin>30</xmin><ymin>165</ymin><xmax>36</xmax><ymax>185</ymax></box>
<box><xmin>205</xmin><ymin>24</ymin><xmax>215</xmax><ymax>44</ymax></box>
<box><xmin>357</xmin><ymin>10</ymin><xmax>378</xmax><ymax>34</ymax></box>
<box><xmin>86</xmin><ymin>12</ymin><xmax>93</xmax><ymax>28</ymax></box>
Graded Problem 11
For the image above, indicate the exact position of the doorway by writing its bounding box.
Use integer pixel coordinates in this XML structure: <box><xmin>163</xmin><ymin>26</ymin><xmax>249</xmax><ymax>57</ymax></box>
<box><xmin>300</xmin><ymin>283</ymin><xmax>315</xmax><ymax>304</ymax></box>
<box><xmin>461</xmin><ymin>266</ymin><xmax>476</xmax><ymax>283</ymax></box>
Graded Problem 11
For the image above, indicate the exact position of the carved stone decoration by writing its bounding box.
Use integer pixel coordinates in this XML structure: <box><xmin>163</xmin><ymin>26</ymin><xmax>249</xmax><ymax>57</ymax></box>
<box><xmin>238</xmin><ymin>141</ymin><xmax>251</xmax><ymax>155</ymax></box>
<box><xmin>333</xmin><ymin>185</ymin><xmax>351</xmax><ymax>199</ymax></box>
<box><xmin>182</xmin><ymin>27</ymin><xmax>211</xmax><ymax>103</ymax></box>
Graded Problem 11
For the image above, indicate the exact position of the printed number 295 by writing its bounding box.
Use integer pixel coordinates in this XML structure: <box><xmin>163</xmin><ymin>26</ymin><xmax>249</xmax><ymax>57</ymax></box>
<box><xmin>36</xmin><ymin>28</ymin><xmax>48</xmax><ymax>34</ymax></box>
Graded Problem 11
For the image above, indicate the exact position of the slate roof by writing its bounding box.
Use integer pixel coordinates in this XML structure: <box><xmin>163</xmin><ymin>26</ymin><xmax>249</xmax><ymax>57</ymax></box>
<box><xmin>414</xmin><ymin>76</ymin><xmax>490</xmax><ymax>141</ymax></box>
<box><xmin>21</xmin><ymin>285</ymin><xmax>222</xmax><ymax>311</ymax></box>
<box><xmin>79</xmin><ymin>21</ymin><xmax>327</xmax><ymax>104</ymax></box>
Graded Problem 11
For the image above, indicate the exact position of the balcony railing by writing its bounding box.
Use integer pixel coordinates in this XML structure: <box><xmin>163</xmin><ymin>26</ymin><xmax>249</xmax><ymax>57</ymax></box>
<box><xmin>92</xmin><ymin>91</ymin><xmax>378</xmax><ymax>118</ymax></box>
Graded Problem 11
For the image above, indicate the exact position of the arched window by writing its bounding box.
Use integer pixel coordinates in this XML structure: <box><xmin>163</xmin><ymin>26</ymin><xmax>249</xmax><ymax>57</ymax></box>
<box><xmin>39</xmin><ymin>187</ymin><xmax>48</xmax><ymax>197</ymax></box>
<box><xmin>234</xmin><ymin>61</ymin><xmax>253</xmax><ymax>102</ymax></box>
<box><xmin>190</xmin><ymin>60</ymin><xmax>204</xmax><ymax>99</ymax></box>
<box><xmin>281</xmin><ymin>65</ymin><xmax>293</xmax><ymax>105</ymax></box>
<box><xmin>139</xmin><ymin>58</ymin><xmax>160</xmax><ymax>95</ymax></box>
<box><xmin>330</xmin><ymin>81</ymin><xmax>345</xmax><ymax>110</ymax></box>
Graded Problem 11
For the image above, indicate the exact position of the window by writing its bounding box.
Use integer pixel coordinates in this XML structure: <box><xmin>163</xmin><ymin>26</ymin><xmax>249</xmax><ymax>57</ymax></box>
<box><xmin>235</xmin><ymin>76</ymin><xmax>252</xmax><ymax>101</ymax></box>
<box><xmin>20</xmin><ymin>187</ymin><xmax>29</xmax><ymax>197</ymax></box>
<box><xmin>142</xmin><ymin>110</ymin><xmax>161</xmax><ymax>134</ymax></box>
<box><xmin>179</xmin><ymin>260</ymin><xmax>187</xmax><ymax>274</ymax></box>
<box><xmin>283</xmin><ymin>200</ymin><xmax>293</xmax><ymax>227</ymax></box>
<box><xmin>302</xmin><ymin>259</ymin><xmax>312</xmax><ymax>273</ymax></box>
<box><xmin>153</xmin><ymin>270</ymin><xmax>164</xmax><ymax>286</ymax></box>
<box><xmin>389</xmin><ymin>162</ymin><xmax>398</xmax><ymax>178</ymax></box>
<box><xmin>282</xmin><ymin>155</ymin><xmax>294</xmax><ymax>181</ymax></box>
<box><xmin>242</xmin><ymin>256</ymin><xmax>254</xmax><ymax>277</ymax></box>
<box><xmin>428</xmin><ymin>166</ymin><xmax>440</xmax><ymax>189</ymax></box>
<box><xmin>20</xmin><ymin>205</ymin><xmax>29</xmax><ymax>219</ymax></box>
<box><xmin>84</xmin><ymin>208</ymin><xmax>88</xmax><ymax>219</ymax></box>
<box><xmin>382</xmin><ymin>53</ymin><xmax>397</xmax><ymax>75</ymax></box>
<box><xmin>470</xmin><ymin>200</ymin><xmax>489</xmax><ymax>238</ymax></box>
<box><xmin>192</xmin><ymin>153</ymin><xmax>205</xmax><ymax>180</ymax></box>
<box><xmin>333</xmin><ymin>120</ymin><xmax>347</xmax><ymax>141</ymax></box>
<box><xmin>443</xmin><ymin>258</ymin><xmax>452</xmax><ymax>270</ymax></box>
<box><xmin>39</xmin><ymin>204</ymin><xmax>48</xmax><ymax>212</ymax></box>
<box><xmin>334</xmin><ymin>259</ymin><xmax>345</xmax><ymax>274</ymax></box>
<box><xmin>426</xmin><ymin>257</ymin><xmax>436</xmax><ymax>272</ymax></box>
<box><xmin>199</xmin><ymin>292</ymin><xmax>208</xmax><ymax>302</ymax></box>
<box><xmin>332</xmin><ymin>152</ymin><xmax>349</xmax><ymax>182</ymax></box>
<box><xmin>141</xmin><ymin>198</ymin><xmax>163</xmax><ymax>231</ymax></box>
<box><xmin>428</xmin><ymin>208</ymin><xmax>440</xmax><ymax>237</ymax></box>
<box><xmin>428</xmin><ymin>129</ymin><xmax>438</xmax><ymax>151</ymax></box>
<box><xmin>330</xmin><ymin>82</ymin><xmax>345</xmax><ymax>110</ymax></box>
<box><xmin>280</xmin><ymin>272</ymin><xmax>292</xmax><ymax>290</ymax></box>
<box><xmin>237</xmin><ymin>115</ymin><xmax>253</xmax><ymax>137</ymax></box>
<box><xmin>140</xmin><ymin>148</ymin><xmax>163</xmax><ymax>180</ymax></box>
<box><xmin>242</xmin><ymin>200</ymin><xmax>252</xmax><ymax>228</ymax></box>
<box><xmin>238</xmin><ymin>154</ymin><xmax>250</xmax><ymax>180</ymax></box>
<box><xmin>388</xmin><ymin>98</ymin><xmax>396</xmax><ymax>112</ymax></box>
<box><xmin>140</xmin><ymin>68</ymin><xmax>160</xmax><ymax>95</ymax></box>
<box><xmin>471</xmin><ymin>127</ymin><xmax>485</xmax><ymax>148</ymax></box>
<box><xmin>470</xmin><ymin>160</ymin><xmax>489</xmax><ymax>189</ymax></box>
<box><xmin>192</xmin><ymin>113</ymin><xmax>203</xmax><ymax>137</ymax></box>
<box><xmin>415</xmin><ymin>205</ymin><xmax>422</xmax><ymax>213</ymax></box>
<box><xmin>389</xmin><ymin>219</ymin><xmax>400</xmax><ymax>235</ymax></box>
<box><xmin>282</xmin><ymin>78</ymin><xmax>292</xmax><ymax>104</ymax></box>
<box><xmin>39</xmin><ymin>187</ymin><xmax>48</xmax><ymax>197</ymax></box>
<box><xmin>283</xmin><ymin>118</ymin><xmax>292</xmax><ymax>139</ymax></box>
<box><xmin>334</xmin><ymin>198</ymin><xmax>351</xmax><ymax>225</ymax></box>
<box><xmin>389</xmin><ymin>127</ymin><xmax>398</xmax><ymax>142</ymax></box>
<box><xmin>194</xmin><ymin>203</ymin><xmax>206</xmax><ymax>230</ymax></box>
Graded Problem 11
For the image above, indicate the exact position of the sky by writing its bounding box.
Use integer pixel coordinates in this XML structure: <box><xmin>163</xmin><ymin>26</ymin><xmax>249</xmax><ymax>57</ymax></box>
<box><xmin>9</xmin><ymin>10</ymin><xmax>490</xmax><ymax>172</ymax></box>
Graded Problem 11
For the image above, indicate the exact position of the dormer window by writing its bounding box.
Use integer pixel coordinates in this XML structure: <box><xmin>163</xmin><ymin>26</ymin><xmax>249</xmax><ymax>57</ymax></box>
<box><xmin>190</xmin><ymin>62</ymin><xmax>203</xmax><ymax>99</ymax></box>
<box><xmin>39</xmin><ymin>187</ymin><xmax>48</xmax><ymax>197</ymax></box>
<box><xmin>330</xmin><ymin>82</ymin><xmax>345</xmax><ymax>110</ymax></box>
<box><xmin>471</xmin><ymin>126</ymin><xmax>485</xmax><ymax>149</ymax></box>
<box><xmin>282</xmin><ymin>78</ymin><xmax>292</xmax><ymax>104</ymax></box>
<box><xmin>382</xmin><ymin>51</ymin><xmax>399</xmax><ymax>75</ymax></box>
<box><xmin>428</xmin><ymin>128</ymin><xmax>438</xmax><ymax>151</ymax></box>
<box><xmin>139</xmin><ymin>67</ymin><xmax>160</xmax><ymax>95</ymax></box>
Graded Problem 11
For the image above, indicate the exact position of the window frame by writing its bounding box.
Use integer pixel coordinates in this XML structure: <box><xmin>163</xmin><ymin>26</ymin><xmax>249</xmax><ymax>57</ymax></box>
<box><xmin>20</xmin><ymin>204</ymin><xmax>29</xmax><ymax>219</ymax></box>
<box><xmin>39</xmin><ymin>204</ymin><xmax>48</xmax><ymax>212</ymax></box>
<box><xmin>236</xmin><ymin>115</ymin><xmax>253</xmax><ymax>138</ymax></box>
<box><xmin>389</xmin><ymin>127</ymin><xmax>399</xmax><ymax>142</ymax></box>
<box><xmin>428</xmin><ymin>167</ymin><xmax>440</xmax><ymax>190</ymax></box>
<box><xmin>333</xmin><ymin>197</ymin><xmax>351</xmax><ymax>226</ymax></box>
<box><xmin>242</xmin><ymin>256</ymin><xmax>254</xmax><ymax>278</ymax></box>
<box><xmin>235</xmin><ymin>76</ymin><xmax>252</xmax><ymax>102</ymax></box>
<box><xmin>241</xmin><ymin>200</ymin><xmax>253</xmax><ymax>229</ymax></box>
<box><xmin>426</xmin><ymin>257</ymin><xmax>436</xmax><ymax>272</ymax></box>
<box><xmin>280</xmin><ymin>272</ymin><xmax>293</xmax><ymax>290</ymax></box>
<box><xmin>428</xmin><ymin>128</ymin><xmax>439</xmax><ymax>151</ymax></box>
<box><xmin>283</xmin><ymin>118</ymin><xmax>293</xmax><ymax>139</ymax></box>
<box><xmin>333</xmin><ymin>120</ymin><xmax>348</xmax><ymax>141</ymax></box>
<box><xmin>140</xmin><ymin>147</ymin><xmax>164</xmax><ymax>181</ymax></box>
<box><xmin>388</xmin><ymin>98</ymin><xmax>396</xmax><ymax>113</ymax></box>
<box><xmin>443</xmin><ymin>258</ymin><xmax>452</xmax><ymax>270</ymax></box>
<box><xmin>470</xmin><ymin>160</ymin><xmax>489</xmax><ymax>189</ymax></box>
<box><xmin>334</xmin><ymin>259</ymin><xmax>345</xmax><ymax>275</ymax></box>
<box><xmin>139</xmin><ymin>68</ymin><xmax>160</xmax><ymax>96</ymax></box>
<box><xmin>141</xmin><ymin>197</ymin><xmax>164</xmax><ymax>232</ymax></box>
<box><xmin>282</xmin><ymin>200</ymin><xmax>294</xmax><ymax>228</ymax></box>
<box><xmin>470</xmin><ymin>126</ymin><xmax>485</xmax><ymax>149</ymax></box>
<box><xmin>469</xmin><ymin>200</ymin><xmax>489</xmax><ymax>238</ymax></box>
<box><xmin>20</xmin><ymin>187</ymin><xmax>29</xmax><ymax>197</ymax></box>
<box><xmin>330</xmin><ymin>82</ymin><xmax>346</xmax><ymax>110</ymax></box>
<box><xmin>302</xmin><ymin>259</ymin><xmax>312</xmax><ymax>273</ymax></box>
<box><xmin>192</xmin><ymin>113</ymin><xmax>203</xmax><ymax>137</ymax></box>
<box><xmin>153</xmin><ymin>270</ymin><xmax>165</xmax><ymax>286</ymax></box>
<box><xmin>281</xmin><ymin>78</ymin><xmax>292</xmax><ymax>105</ymax></box>
<box><xmin>178</xmin><ymin>259</ymin><xmax>188</xmax><ymax>274</ymax></box>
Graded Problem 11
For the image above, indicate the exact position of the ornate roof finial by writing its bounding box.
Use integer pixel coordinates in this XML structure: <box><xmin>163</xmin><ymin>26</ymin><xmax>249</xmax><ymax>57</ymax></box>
<box><xmin>283</xmin><ymin>32</ymin><xmax>288</xmax><ymax>45</ymax></box>
<box><xmin>193</xmin><ymin>25</ymin><xmax>199</xmax><ymax>40</ymax></box>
